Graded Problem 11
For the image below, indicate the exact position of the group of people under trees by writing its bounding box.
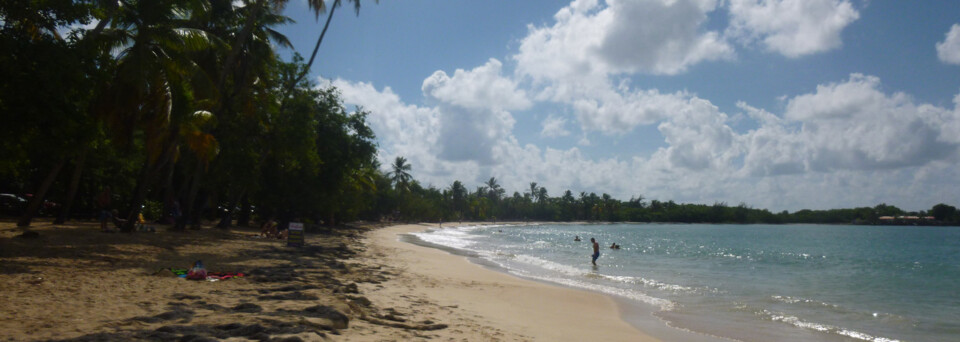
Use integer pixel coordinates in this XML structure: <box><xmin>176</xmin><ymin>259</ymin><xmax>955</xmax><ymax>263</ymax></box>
<box><xmin>96</xmin><ymin>184</ymin><xmax>283</xmax><ymax>237</ymax></box>
<box><xmin>259</xmin><ymin>217</ymin><xmax>288</xmax><ymax>240</ymax></box>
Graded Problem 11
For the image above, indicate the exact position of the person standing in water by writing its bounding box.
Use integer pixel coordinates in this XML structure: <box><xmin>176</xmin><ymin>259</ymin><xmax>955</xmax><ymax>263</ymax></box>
<box><xmin>590</xmin><ymin>238</ymin><xmax>600</xmax><ymax>265</ymax></box>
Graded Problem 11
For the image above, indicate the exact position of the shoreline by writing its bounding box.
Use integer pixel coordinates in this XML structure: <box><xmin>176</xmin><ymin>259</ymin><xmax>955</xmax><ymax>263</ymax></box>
<box><xmin>372</xmin><ymin>222</ymin><xmax>735</xmax><ymax>342</ymax></box>
<box><xmin>356</xmin><ymin>222</ymin><xmax>660</xmax><ymax>341</ymax></box>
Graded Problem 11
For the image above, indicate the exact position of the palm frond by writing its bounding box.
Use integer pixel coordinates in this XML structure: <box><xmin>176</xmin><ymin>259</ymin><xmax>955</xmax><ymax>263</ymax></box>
<box><xmin>172</xmin><ymin>27</ymin><xmax>216</xmax><ymax>52</ymax></box>
<box><xmin>266</xmin><ymin>28</ymin><xmax>293</xmax><ymax>49</ymax></box>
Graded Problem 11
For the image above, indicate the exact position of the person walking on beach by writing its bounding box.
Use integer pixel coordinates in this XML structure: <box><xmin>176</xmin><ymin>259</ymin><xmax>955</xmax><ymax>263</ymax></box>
<box><xmin>590</xmin><ymin>238</ymin><xmax>600</xmax><ymax>265</ymax></box>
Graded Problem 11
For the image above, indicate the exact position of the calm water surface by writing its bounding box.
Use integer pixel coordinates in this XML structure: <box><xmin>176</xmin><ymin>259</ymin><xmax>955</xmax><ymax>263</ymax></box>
<box><xmin>408</xmin><ymin>223</ymin><xmax>960</xmax><ymax>342</ymax></box>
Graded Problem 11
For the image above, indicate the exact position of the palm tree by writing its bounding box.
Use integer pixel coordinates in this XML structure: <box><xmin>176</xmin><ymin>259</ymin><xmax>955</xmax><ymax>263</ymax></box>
<box><xmin>389</xmin><ymin>156</ymin><xmax>412</xmax><ymax>192</ymax></box>
<box><xmin>94</xmin><ymin>0</ymin><xmax>217</xmax><ymax>231</ymax></box>
<box><xmin>485</xmin><ymin>177</ymin><xmax>504</xmax><ymax>201</ymax></box>
<box><xmin>449</xmin><ymin>180</ymin><xmax>467</xmax><ymax>218</ymax></box>
<box><xmin>528</xmin><ymin>182</ymin><xmax>539</xmax><ymax>203</ymax></box>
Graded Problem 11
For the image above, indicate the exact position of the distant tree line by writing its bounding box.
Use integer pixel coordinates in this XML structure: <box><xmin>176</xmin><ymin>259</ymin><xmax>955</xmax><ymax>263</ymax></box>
<box><xmin>362</xmin><ymin>173</ymin><xmax>960</xmax><ymax>226</ymax></box>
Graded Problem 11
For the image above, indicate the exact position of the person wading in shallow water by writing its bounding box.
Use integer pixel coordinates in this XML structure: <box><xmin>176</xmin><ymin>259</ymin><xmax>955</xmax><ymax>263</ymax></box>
<box><xmin>590</xmin><ymin>238</ymin><xmax>600</xmax><ymax>266</ymax></box>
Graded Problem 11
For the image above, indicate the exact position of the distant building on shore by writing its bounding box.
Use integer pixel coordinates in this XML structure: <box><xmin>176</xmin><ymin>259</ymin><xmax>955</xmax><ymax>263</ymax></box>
<box><xmin>876</xmin><ymin>215</ymin><xmax>939</xmax><ymax>225</ymax></box>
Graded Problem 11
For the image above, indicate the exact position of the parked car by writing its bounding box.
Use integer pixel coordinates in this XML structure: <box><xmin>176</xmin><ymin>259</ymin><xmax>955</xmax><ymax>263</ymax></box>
<box><xmin>0</xmin><ymin>193</ymin><xmax>27</xmax><ymax>215</ymax></box>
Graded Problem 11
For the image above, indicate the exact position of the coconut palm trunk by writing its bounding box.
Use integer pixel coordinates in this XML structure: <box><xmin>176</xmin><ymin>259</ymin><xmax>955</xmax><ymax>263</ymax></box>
<box><xmin>17</xmin><ymin>157</ymin><xmax>67</xmax><ymax>228</ymax></box>
<box><xmin>54</xmin><ymin>150</ymin><xmax>88</xmax><ymax>225</ymax></box>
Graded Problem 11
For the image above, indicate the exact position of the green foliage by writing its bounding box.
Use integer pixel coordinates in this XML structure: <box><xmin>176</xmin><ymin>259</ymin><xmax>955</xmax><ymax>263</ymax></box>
<box><xmin>142</xmin><ymin>199</ymin><xmax>163</xmax><ymax>221</ymax></box>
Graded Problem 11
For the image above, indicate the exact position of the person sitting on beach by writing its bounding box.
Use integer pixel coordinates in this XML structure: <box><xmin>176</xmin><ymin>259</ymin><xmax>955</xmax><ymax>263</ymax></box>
<box><xmin>260</xmin><ymin>218</ymin><xmax>278</xmax><ymax>238</ymax></box>
<box><xmin>136</xmin><ymin>212</ymin><xmax>146</xmax><ymax>231</ymax></box>
<box><xmin>109</xmin><ymin>209</ymin><xmax>127</xmax><ymax>232</ymax></box>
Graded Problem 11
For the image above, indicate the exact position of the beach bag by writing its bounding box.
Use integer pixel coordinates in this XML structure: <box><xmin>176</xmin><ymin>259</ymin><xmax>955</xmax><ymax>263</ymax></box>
<box><xmin>186</xmin><ymin>260</ymin><xmax>207</xmax><ymax>280</ymax></box>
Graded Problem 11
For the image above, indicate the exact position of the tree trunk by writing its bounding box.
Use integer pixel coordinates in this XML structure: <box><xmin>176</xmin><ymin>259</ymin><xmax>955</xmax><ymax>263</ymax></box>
<box><xmin>123</xmin><ymin>130</ymin><xmax>180</xmax><ymax>232</ymax></box>
<box><xmin>182</xmin><ymin>160</ymin><xmax>204</xmax><ymax>230</ymax></box>
<box><xmin>18</xmin><ymin>157</ymin><xmax>67</xmax><ymax>228</ymax></box>
<box><xmin>122</xmin><ymin>163</ymin><xmax>152</xmax><ymax>233</ymax></box>
<box><xmin>237</xmin><ymin>194</ymin><xmax>251</xmax><ymax>227</ymax></box>
<box><xmin>54</xmin><ymin>149</ymin><xmax>88</xmax><ymax>225</ymax></box>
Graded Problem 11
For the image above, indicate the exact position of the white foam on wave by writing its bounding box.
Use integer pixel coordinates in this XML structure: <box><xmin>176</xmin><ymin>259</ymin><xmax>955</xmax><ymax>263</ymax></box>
<box><xmin>771</xmin><ymin>295</ymin><xmax>840</xmax><ymax>308</ymax></box>
<box><xmin>516</xmin><ymin>272</ymin><xmax>676</xmax><ymax>311</ymax></box>
<box><xmin>604</xmin><ymin>275</ymin><xmax>699</xmax><ymax>293</ymax></box>
<box><xmin>412</xmin><ymin>227</ymin><xmax>480</xmax><ymax>250</ymax></box>
<box><xmin>764</xmin><ymin>310</ymin><xmax>900</xmax><ymax>342</ymax></box>
<box><xmin>511</xmin><ymin>254</ymin><xmax>586</xmax><ymax>277</ymax></box>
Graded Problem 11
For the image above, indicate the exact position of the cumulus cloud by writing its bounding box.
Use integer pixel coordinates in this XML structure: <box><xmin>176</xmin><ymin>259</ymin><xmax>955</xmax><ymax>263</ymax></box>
<box><xmin>572</xmin><ymin>88</ymin><xmax>700</xmax><ymax>135</ymax></box>
<box><xmin>653</xmin><ymin>97</ymin><xmax>740</xmax><ymax>171</ymax></box>
<box><xmin>422</xmin><ymin>58</ymin><xmax>531</xmax><ymax>111</ymax></box>
<box><xmin>784</xmin><ymin>74</ymin><xmax>955</xmax><ymax>170</ymax></box>
<box><xmin>514</xmin><ymin>0</ymin><xmax>734</xmax><ymax>87</ymax></box>
<box><xmin>540</xmin><ymin>115</ymin><xmax>572</xmax><ymax>138</ymax></box>
<box><xmin>737</xmin><ymin>74</ymin><xmax>960</xmax><ymax>177</ymax></box>
<box><xmin>330</xmin><ymin>79</ymin><xmax>440</xmax><ymax>162</ymax></box>
<box><xmin>513</xmin><ymin>0</ymin><xmax>737</xmax><ymax>138</ymax></box>
<box><xmin>420</xmin><ymin>59</ymin><xmax>528</xmax><ymax>165</ymax></box>
<box><xmin>727</xmin><ymin>0</ymin><xmax>859</xmax><ymax>57</ymax></box>
<box><xmin>597</xmin><ymin>0</ymin><xmax>734</xmax><ymax>74</ymax></box>
<box><xmin>937</xmin><ymin>24</ymin><xmax>960</xmax><ymax>65</ymax></box>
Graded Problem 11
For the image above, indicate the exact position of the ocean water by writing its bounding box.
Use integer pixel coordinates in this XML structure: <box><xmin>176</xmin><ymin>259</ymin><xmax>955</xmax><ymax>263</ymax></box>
<box><xmin>406</xmin><ymin>223</ymin><xmax>960</xmax><ymax>342</ymax></box>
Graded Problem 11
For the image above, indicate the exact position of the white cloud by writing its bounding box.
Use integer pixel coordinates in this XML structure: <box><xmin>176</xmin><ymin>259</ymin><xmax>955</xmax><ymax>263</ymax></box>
<box><xmin>597</xmin><ymin>0</ymin><xmax>734</xmax><ymax>74</ymax></box>
<box><xmin>330</xmin><ymin>79</ymin><xmax>440</xmax><ymax>162</ymax></box>
<box><xmin>735</xmin><ymin>74</ymin><xmax>960</xmax><ymax>178</ymax></box>
<box><xmin>420</xmin><ymin>59</ymin><xmax>528</xmax><ymax>165</ymax></box>
<box><xmin>514</xmin><ymin>0</ymin><xmax>734</xmax><ymax>88</ymax></box>
<box><xmin>783</xmin><ymin>74</ymin><xmax>955</xmax><ymax>170</ymax></box>
<box><xmin>653</xmin><ymin>97</ymin><xmax>740</xmax><ymax>171</ymax></box>
<box><xmin>514</xmin><ymin>0</ymin><xmax>736</xmax><ymax>139</ymax></box>
<box><xmin>572</xmin><ymin>88</ymin><xmax>698</xmax><ymax>135</ymax></box>
<box><xmin>727</xmin><ymin>0</ymin><xmax>859</xmax><ymax>57</ymax></box>
<box><xmin>422</xmin><ymin>58</ymin><xmax>531</xmax><ymax>111</ymax></box>
<box><xmin>334</xmin><ymin>69</ymin><xmax>960</xmax><ymax>211</ymax></box>
<box><xmin>540</xmin><ymin>115</ymin><xmax>572</xmax><ymax>138</ymax></box>
<box><xmin>937</xmin><ymin>24</ymin><xmax>960</xmax><ymax>65</ymax></box>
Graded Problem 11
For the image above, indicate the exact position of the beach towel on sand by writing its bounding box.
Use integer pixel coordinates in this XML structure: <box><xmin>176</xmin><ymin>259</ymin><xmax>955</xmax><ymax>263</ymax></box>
<box><xmin>156</xmin><ymin>268</ymin><xmax>245</xmax><ymax>281</ymax></box>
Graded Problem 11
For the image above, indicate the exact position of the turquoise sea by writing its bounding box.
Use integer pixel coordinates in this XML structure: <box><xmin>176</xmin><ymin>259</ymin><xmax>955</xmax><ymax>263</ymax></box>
<box><xmin>406</xmin><ymin>223</ymin><xmax>960</xmax><ymax>342</ymax></box>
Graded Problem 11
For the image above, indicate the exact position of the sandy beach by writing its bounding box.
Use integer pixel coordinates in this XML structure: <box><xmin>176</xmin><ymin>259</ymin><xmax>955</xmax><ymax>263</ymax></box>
<box><xmin>351</xmin><ymin>223</ymin><xmax>658</xmax><ymax>341</ymax></box>
<box><xmin>0</xmin><ymin>220</ymin><xmax>657</xmax><ymax>341</ymax></box>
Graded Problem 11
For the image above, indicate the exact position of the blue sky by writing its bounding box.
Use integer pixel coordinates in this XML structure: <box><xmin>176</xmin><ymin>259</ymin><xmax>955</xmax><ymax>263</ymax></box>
<box><xmin>276</xmin><ymin>0</ymin><xmax>960</xmax><ymax>212</ymax></box>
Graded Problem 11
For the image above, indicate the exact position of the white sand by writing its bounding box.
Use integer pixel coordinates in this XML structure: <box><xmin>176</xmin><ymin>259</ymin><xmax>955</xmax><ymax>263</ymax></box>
<box><xmin>347</xmin><ymin>223</ymin><xmax>660</xmax><ymax>341</ymax></box>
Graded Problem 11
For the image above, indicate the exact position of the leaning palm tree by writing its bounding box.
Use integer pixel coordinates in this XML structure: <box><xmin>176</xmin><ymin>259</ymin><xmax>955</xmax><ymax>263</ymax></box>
<box><xmin>388</xmin><ymin>156</ymin><xmax>412</xmax><ymax>192</ymax></box>
<box><xmin>288</xmin><ymin>0</ymin><xmax>370</xmax><ymax>92</ymax></box>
